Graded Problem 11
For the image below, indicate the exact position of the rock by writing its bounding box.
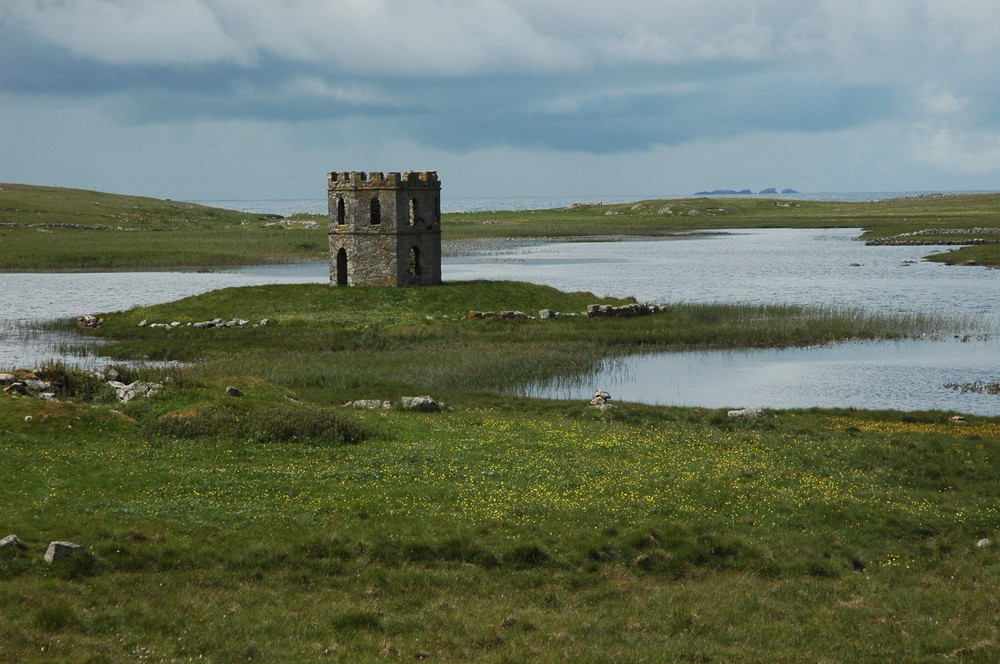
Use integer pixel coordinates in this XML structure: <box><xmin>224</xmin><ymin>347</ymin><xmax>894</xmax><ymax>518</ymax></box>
<box><xmin>45</xmin><ymin>541</ymin><xmax>84</xmax><ymax>563</ymax></box>
<box><xmin>0</xmin><ymin>534</ymin><xmax>26</xmax><ymax>550</ymax></box>
<box><xmin>0</xmin><ymin>373</ymin><xmax>16</xmax><ymax>386</ymax></box>
<box><xmin>539</xmin><ymin>309</ymin><xmax>557</xmax><ymax>319</ymax></box>
<box><xmin>137</xmin><ymin>319</ymin><xmax>148</xmax><ymax>327</ymax></box>
<box><xmin>106</xmin><ymin>368</ymin><xmax>121</xmax><ymax>382</ymax></box>
<box><xmin>76</xmin><ymin>315</ymin><xmax>104</xmax><ymax>329</ymax></box>
<box><xmin>112</xmin><ymin>381</ymin><xmax>163</xmax><ymax>404</ymax></box>
<box><xmin>728</xmin><ymin>408</ymin><xmax>763</xmax><ymax>419</ymax></box>
<box><xmin>4</xmin><ymin>382</ymin><xmax>28</xmax><ymax>395</ymax></box>
<box><xmin>589</xmin><ymin>389</ymin><xmax>613</xmax><ymax>409</ymax></box>
<box><xmin>401</xmin><ymin>396</ymin><xmax>441</xmax><ymax>412</ymax></box>
<box><xmin>348</xmin><ymin>399</ymin><xmax>392</xmax><ymax>409</ymax></box>
<box><xmin>225</xmin><ymin>386</ymin><xmax>243</xmax><ymax>397</ymax></box>
<box><xmin>24</xmin><ymin>379</ymin><xmax>51</xmax><ymax>393</ymax></box>
<box><xmin>977</xmin><ymin>538</ymin><xmax>993</xmax><ymax>548</ymax></box>
<box><xmin>950</xmin><ymin>415</ymin><xmax>968</xmax><ymax>424</ymax></box>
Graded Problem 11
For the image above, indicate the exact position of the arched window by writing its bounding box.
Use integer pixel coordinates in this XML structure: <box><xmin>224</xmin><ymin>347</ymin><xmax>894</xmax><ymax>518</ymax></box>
<box><xmin>408</xmin><ymin>198</ymin><xmax>418</xmax><ymax>226</ymax></box>
<box><xmin>336</xmin><ymin>248</ymin><xmax>348</xmax><ymax>286</ymax></box>
<box><xmin>408</xmin><ymin>247</ymin><xmax>421</xmax><ymax>276</ymax></box>
<box><xmin>336</xmin><ymin>197</ymin><xmax>345</xmax><ymax>226</ymax></box>
<box><xmin>369</xmin><ymin>197</ymin><xmax>381</xmax><ymax>225</ymax></box>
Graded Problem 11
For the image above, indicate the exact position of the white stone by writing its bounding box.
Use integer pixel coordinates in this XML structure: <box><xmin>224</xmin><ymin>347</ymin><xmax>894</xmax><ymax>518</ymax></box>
<box><xmin>45</xmin><ymin>541</ymin><xmax>84</xmax><ymax>563</ymax></box>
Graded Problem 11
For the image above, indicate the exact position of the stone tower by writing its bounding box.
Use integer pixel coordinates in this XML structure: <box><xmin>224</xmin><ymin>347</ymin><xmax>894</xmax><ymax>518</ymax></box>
<box><xmin>327</xmin><ymin>171</ymin><xmax>442</xmax><ymax>287</ymax></box>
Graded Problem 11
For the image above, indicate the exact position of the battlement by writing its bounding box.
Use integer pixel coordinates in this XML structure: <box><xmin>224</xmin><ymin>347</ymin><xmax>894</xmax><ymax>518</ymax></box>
<box><xmin>328</xmin><ymin>171</ymin><xmax>439</xmax><ymax>190</ymax></box>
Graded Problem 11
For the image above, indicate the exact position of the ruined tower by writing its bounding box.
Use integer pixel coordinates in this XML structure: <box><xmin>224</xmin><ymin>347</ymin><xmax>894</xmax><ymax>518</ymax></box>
<box><xmin>327</xmin><ymin>171</ymin><xmax>442</xmax><ymax>287</ymax></box>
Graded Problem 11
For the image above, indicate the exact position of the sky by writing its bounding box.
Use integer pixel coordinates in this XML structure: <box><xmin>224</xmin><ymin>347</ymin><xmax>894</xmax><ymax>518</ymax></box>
<box><xmin>3</xmin><ymin>0</ymin><xmax>1000</xmax><ymax>201</ymax></box>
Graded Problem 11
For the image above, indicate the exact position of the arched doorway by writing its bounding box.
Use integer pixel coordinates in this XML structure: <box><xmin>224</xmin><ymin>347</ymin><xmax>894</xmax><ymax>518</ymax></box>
<box><xmin>336</xmin><ymin>248</ymin><xmax>348</xmax><ymax>286</ymax></box>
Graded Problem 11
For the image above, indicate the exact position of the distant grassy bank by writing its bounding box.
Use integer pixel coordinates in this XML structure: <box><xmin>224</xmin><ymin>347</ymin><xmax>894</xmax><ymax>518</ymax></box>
<box><xmin>2</xmin><ymin>281</ymin><xmax>999</xmax><ymax>662</ymax></box>
<box><xmin>3</xmin><ymin>183</ymin><xmax>1000</xmax><ymax>269</ymax></box>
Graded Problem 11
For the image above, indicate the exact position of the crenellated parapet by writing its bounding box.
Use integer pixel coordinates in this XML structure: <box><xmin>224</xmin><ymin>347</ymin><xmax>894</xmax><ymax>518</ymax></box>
<box><xmin>328</xmin><ymin>171</ymin><xmax>440</xmax><ymax>191</ymax></box>
<box><xmin>327</xmin><ymin>169</ymin><xmax>442</xmax><ymax>287</ymax></box>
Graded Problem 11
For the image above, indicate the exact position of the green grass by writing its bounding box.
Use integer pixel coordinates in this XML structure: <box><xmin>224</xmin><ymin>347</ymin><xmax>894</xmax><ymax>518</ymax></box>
<box><xmin>3</xmin><ymin>383</ymin><xmax>1000</xmax><ymax>662</ymax></box>
<box><xmin>5</xmin><ymin>183</ymin><xmax>1000</xmax><ymax>269</ymax></box>
<box><xmin>74</xmin><ymin>281</ymin><xmax>954</xmax><ymax>404</ymax></box>
<box><xmin>0</xmin><ymin>182</ymin><xmax>326</xmax><ymax>270</ymax></box>
<box><xmin>4</xmin><ymin>182</ymin><xmax>1000</xmax><ymax>660</ymax></box>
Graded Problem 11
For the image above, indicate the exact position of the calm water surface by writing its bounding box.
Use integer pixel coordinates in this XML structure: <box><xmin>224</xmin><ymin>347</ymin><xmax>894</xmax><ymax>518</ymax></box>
<box><xmin>443</xmin><ymin>228</ymin><xmax>1000</xmax><ymax>414</ymax></box>
<box><xmin>2</xmin><ymin>227</ymin><xmax>999</xmax><ymax>413</ymax></box>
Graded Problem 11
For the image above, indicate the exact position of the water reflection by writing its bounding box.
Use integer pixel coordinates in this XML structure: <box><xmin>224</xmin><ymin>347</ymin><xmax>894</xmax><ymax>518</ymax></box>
<box><xmin>523</xmin><ymin>338</ymin><xmax>1000</xmax><ymax>416</ymax></box>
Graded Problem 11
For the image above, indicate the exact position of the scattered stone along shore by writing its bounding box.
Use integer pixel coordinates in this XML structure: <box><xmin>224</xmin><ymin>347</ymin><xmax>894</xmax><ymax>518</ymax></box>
<box><xmin>138</xmin><ymin>317</ymin><xmax>271</xmax><ymax>329</ymax></box>
<box><xmin>1</xmin><ymin>368</ymin><xmax>162</xmax><ymax>404</ymax></box>
<box><xmin>866</xmin><ymin>228</ymin><xmax>1000</xmax><ymax>246</ymax></box>
<box><xmin>459</xmin><ymin>302</ymin><xmax>669</xmax><ymax>321</ymax></box>
<box><xmin>346</xmin><ymin>395</ymin><xmax>444</xmax><ymax>412</ymax></box>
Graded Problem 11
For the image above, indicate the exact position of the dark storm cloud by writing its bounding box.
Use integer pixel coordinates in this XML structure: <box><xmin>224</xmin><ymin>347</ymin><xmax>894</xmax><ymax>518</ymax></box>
<box><xmin>0</xmin><ymin>0</ymin><xmax>905</xmax><ymax>154</ymax></box>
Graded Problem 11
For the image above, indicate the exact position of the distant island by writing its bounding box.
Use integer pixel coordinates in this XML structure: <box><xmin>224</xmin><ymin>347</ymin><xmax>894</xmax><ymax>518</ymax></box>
<box><xmin>694</xmin><ymin>188</ymin><xmax>799</xmax><ymax>196</ymax></box>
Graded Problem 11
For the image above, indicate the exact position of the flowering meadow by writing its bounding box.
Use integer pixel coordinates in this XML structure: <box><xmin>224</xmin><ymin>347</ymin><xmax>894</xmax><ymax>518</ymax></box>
<box><xmin>2</xmin><ymin>281</ymin><xmax>999</xmax><ymax>662</ymax></box>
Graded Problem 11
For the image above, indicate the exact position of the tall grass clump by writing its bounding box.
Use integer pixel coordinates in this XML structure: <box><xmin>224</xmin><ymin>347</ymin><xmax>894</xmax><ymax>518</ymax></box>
<box><xmin>143</xmin><ymin>404</ymin><xmax>367</xmax><ymax>445</ymax></box>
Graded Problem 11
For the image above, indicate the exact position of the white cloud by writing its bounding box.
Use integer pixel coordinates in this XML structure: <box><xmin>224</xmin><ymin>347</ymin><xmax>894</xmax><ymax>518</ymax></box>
<box><xmin>917</xmin><ymin>83</ymin><xmax>968</xmax><ymax>116</ymax></box>
<box><xmin>11</xmin><ymin>0</ymin><xmax>252</xmax><ymax>65</ymax></box>
<box><xmin>911</xmin><ymin>124</ymin><xmax>1000</xmax><ymax>175</ymax></box>
<box><xmin>280</xmin><ymin>76</ymin><xmax>390</xmax><ymax>106</ymax></box>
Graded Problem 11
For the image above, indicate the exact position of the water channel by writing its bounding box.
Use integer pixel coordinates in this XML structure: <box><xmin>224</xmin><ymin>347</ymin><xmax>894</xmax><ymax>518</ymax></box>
<box><xmin>2</xmin><ymin>228</ymin><xmax>999</xmax><ymax>414</ymax></box>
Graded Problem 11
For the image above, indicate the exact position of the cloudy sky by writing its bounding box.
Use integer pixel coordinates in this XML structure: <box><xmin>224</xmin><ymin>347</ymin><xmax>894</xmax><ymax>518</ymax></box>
<box><xmin>3</xmin><ymin>0</ymin><xmax>1000</xmax><ymax>201</ymax></box>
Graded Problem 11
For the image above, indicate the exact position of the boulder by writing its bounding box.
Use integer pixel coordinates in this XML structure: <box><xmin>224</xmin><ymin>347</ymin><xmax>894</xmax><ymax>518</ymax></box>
<box><xmin>44</xmin><ymin>541</ymin><xmax>84</xmax><ymax>563</ymax></box>
<box><xmin>401</xmin><ymin>396</ymin><xmax>441</xmax><ymax>412</ymax></box>
<box><xmin>225</xmin><ymin>386</ymin><xmax>244</xmax><ymax>397</ymax></box>
<box><xmin>0</xmin><ymin>534</ymin><xmax>26</xmax><ymax>550</ymax></box>
<box><xmin>112</xmin><ymin>381</ymin><xmax>163</xmax><ymax>404</ymax></box>
<box><xmin>24</xmin><ymin>379</ymin><xmax>51</xmax><ymax>393</ymax></box>
<box><xmin>728</xmin><ymin>408</ymin><xmax>763</xmax><ymax>419</ymax></box>
<box><xmin>348</xmin><ymin>399</ymin><xmax>392</xmax><ymax>409</ymax></box>
<box><xmin>4</xmin><ymin>382</ymin><xmax>28</xmax><ymax>395</ymax></box>
<box><xmin>0</xmin><ymin>373</ymin><xmax>16</xmax><ymax>386</ymax></box>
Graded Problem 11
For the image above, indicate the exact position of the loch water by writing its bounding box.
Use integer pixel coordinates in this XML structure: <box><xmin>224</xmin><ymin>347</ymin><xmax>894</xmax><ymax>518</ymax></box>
<box><xmin>442</xmin><ymin>228</ymin><xmax>1000</xmax><ymax>415</ymax></box>
<box><xmin>2</xmin><ymin>225</ymin><xmax>999</xmax><ymax>414</ymax></box>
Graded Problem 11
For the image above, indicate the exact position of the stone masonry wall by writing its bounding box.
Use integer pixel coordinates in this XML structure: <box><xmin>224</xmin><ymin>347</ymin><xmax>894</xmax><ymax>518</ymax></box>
<box><xmin>328</xmin><ymin>171</ymin><xmax>442</xmax><ymax>287</ymax></box>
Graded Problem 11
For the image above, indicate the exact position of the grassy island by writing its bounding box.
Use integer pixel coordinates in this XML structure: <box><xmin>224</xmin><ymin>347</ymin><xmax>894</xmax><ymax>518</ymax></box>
<box><xmin>2</xmin><ymin>184</ymin><xmax>1000</xmax><ymax>662</ymax></box>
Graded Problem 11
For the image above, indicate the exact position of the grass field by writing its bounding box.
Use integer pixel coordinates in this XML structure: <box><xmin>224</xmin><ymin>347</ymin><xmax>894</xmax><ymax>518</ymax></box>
<box><xmin>3</xmin><ymin>183</ymin><xmax>1000</xmax><ymax>269</ymax></box>
<box><xmin>3</xmin><ymin>183</ymin><xmax>1000</xmax><ymax>661</ymax></box>
<box><xmin>3</xmin><ymin>282</ymin><xmax>998</xmax><ymax>662</ymax></box>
